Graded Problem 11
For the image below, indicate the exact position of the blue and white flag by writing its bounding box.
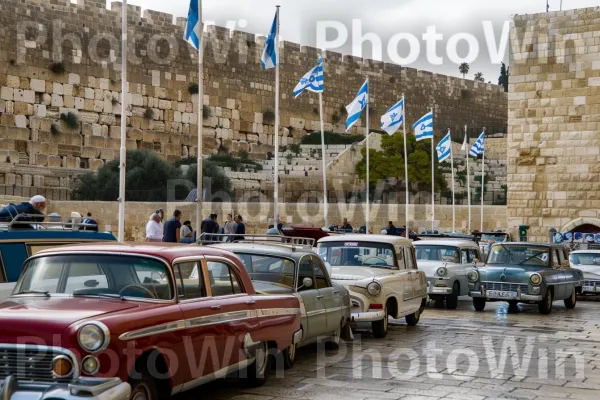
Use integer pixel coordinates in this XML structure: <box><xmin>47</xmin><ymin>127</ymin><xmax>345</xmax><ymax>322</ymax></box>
<box><xmin>293</xmin><ymin>57</ymin><xmax>324</xmax><ymax>98</ymax></box>
<box><xmin>412</xmin><ymin>112</ymin><xmax>434</xmax><ymax>141</ymax></box>
<box><xmin>380</xmin><ymin>98</ymin><xmax>404</xmax><ymax>135</ymax></box>
<box><xmin>469</xmin><ymin>131</ymin><xmax>485</xmax><ymax>157</ymax></box>
<box><xmin>345</xmin><ymin>80</ymin><xmax>368</xmax><ymax>131</ymax></box>
<box><xmin>261</xmin><ymin>11</ymin><xmax>278</xmax><ymax>70</ymax></box>
<box><xmin>184</xmin><ymin>0</ymin><xmax>202</xmax><ymax>50</ymax></box>
<box><xmin>436</xmin><ymin>131</ymin><xmax>452</xmax><ymax>163</ymax></box>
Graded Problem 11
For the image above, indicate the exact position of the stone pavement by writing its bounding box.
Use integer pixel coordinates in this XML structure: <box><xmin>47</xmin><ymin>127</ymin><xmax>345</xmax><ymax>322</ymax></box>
<box><xmin>178</xmin><ymin>298</ymin><xmax>600</xmax><ymax>400</ymax></box>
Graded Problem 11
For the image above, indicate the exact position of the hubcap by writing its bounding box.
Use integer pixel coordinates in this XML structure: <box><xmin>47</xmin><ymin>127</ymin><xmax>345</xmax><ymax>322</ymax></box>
<box><xmin>131</xmin><ymin>384</ymin><xmax>149</xmax><ymax>400</ymax></box>
<box><xmin>256</xmin><ymin>343</ymin><xmax>268</xmax><ymax>375</ymax></box>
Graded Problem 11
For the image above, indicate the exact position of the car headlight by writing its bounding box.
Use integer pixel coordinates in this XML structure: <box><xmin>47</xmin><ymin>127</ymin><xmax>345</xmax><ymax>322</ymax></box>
<box><xmin>467</xmin><ymin>270</ymin><xmax>479</xmax><ymax>282</ymax></box>
<box><xmin>78</xmin><ymin>323</ymin><xmax>110</xmax><ymax>352</ymax></box>
<box><xmin>367</xmin><ymin>281</ymin><xmax>382</xmax><ymax>296</ymax></box>
<box><xmin>530</xmin><ymin>273</ymin><xmax>542</xmax><ymax>286</ymax></box>
<box><xmin>437</xmin><ymin>267</ymin><xmax>448</xmax><ymax>277</ymax></box>
<box><xmin>82</xmin><ymin>355</ymin><xmax>100</xmax><ymax>375</ymax></box>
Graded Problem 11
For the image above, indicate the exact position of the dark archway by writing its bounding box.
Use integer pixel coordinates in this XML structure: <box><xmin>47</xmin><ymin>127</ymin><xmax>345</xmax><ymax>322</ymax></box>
<box><xmin>570</xmin><ymin>224</ymin><xmax>600</xmax><ymax>234</ymax></box>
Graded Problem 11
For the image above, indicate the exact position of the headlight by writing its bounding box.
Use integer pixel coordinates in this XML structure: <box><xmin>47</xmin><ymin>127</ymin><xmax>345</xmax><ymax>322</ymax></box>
<box><xmin>467</xmin><ymin>270</ymin><xmax>479</xmax><ymax>282</ymax></box>
<box><xmin>367</xmin><ymin>281</ymin><xmax>382</xmax><ymax>296</ymax></box>
<box><xmin>78</xmin><ymin>323</ymin><xmax>110</xmax><ymax>352</ymax></box>
<box><xmin>530</xmin><ymin>273</ymin><xmax>542</xmax><ymax>286</ymax></box>
<box><xmin>82</xmin><ymin>356</ymin><xmax>100</xmax><ymax>375</ymax></box>
<box><xmin>437</xmin><ymin>267</ymin><xmax>448</xmax><ymax>277</ymax></box>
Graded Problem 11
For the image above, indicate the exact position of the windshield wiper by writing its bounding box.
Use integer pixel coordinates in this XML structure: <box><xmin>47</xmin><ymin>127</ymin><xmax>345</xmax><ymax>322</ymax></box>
<box><xmin>14</xmin><ymin>290</ymin><xmax>50</xmax><ymax>297</ymax></box>
<box><xmin>519</xmin><ymin>252</ymin><xmax>547</xmax><ymax>266</ymax></box>
<box><xmin>72</xmin><ymin>293</ymin><xmax>125</xmax><ymax>300</ymax></box>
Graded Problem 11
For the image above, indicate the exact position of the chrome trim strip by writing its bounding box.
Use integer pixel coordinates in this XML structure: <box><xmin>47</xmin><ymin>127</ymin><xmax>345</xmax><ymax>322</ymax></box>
<box><xmin>306</xmin><ymin>309</ymin><xmax>327</xmax><ymax>317</ymax></box>
<box><xmin>257</xmin><ymin>308</ymin><xmax>301</xmax><ymax>318</ymax></box>
<box><xmin>176</xmin><ymin>359</ymin><xmax>253</xmax><ymax>394</ymax></box>
<box><xmin>119</xmin><ymin>320</ymin><xmax>186</xmax><ymax>341</ymax></box>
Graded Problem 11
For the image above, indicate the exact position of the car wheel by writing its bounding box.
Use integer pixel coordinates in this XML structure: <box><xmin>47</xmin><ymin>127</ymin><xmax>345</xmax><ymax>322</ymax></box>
<box><xmin>372</xmin><ymin>305</ymin><xmax>388</xmax><ymax>338</ymax></box>
<box><xmin>129</xmin><ymin>373</ymin><xmax>159</xmax><ymax>400</ymax></box>
<box><xmin>473</xmin><ymin>297</ymin><xmax>486</xmax><ymax>312</ymax></box>
<box><xmin>508</xmin><ymin>301</ymin><xmax>519</xmax><ymax>313</ymax></box>
<box><xmin>446</xmin><ymin>282</ymin><xmax>460</xmax><ymax>310</ymax></box>
<box><xmin>326</xmin><ymin>321</ymin><xmax>343</xmax><ymax>350</ymax></box>
<box><xmin>564</xmin><ymin>288</ymin><xmax>577</xmax><ymax>309</ymax></box>
<box><xmin>405</xmin><ymin>307</ymin><xmax>421</xmax><ymax>326</ymax></box>
<box><xmin>244</xmin><ymin>342</ymin><xmax>269</xmax><ymax>387</ymax></box>
<box><xmin>538</xmin><ymin>289</ymin><xmax>553</xmax><ymax>315</ymax></box>
<box><xmin>282</xmin><ymin>343</ymin><xmax>296</xmax><ymax>369</ymax></box>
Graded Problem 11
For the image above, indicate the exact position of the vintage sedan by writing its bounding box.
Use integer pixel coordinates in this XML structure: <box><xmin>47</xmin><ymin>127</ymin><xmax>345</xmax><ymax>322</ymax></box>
<box><xmin>569</xmin><ymin>250</ymin><xmax>600</xmax><ymax>294</ymax></box>
<box><xmin>211</xmin><ymin>240</ymin><xmax>351</xmax><ymax>367</ymax></box>
<box><xmin>468</xmin><ymin>243</ymin><xmax>584</xmax><ymax>314</ymax></box>
<box><xmin>317</xmin><ymin>235</ymin><xmax>427</xmax><ymax>338</ymax></box>
<box><xmin>0</xmin><ymin>243</ymin><xmax>301</xmax><ymax>400</ymax></box>
<box><xmin>414</xmin><ymin>239</ymin><xmax>482</xmax><ymax>309</ymax></box>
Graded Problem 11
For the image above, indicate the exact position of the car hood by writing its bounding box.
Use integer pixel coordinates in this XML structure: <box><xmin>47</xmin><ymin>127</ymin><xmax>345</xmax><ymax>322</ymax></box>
<box><xmin>0</xmin><ymin>297</ymin><xmax>139</xmax><ymax>343</ymax></box>
<box><xmin>573</xmin><ymin>265</ymin><xmax>600</xmax><ymax>279</ymax></box>
<box><xmin>330</xmin><ymin>266</ymin><xmax>393</xmax><ymax>286</ymax></box>
<box><xmin>478</xmin><ymin>265</ymin><xmax>548</xmax><ymax>283</ymax></box>
<box><xmin>252</xmin><ymin>281</ymin><xmax>295</xmax><ymax>295</ymax></box>
<box><xmin>417</xmin><ymin>260</ymin><xmax>459</xmax><ymax>277</ymax></box>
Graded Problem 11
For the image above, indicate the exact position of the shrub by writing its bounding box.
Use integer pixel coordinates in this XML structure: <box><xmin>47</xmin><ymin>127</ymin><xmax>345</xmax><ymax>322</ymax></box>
<box><xmin>267</xmin><ymin>152</ymin><xmax>274</xmax><ymax>160</ymax></box>
<box><xmin>111</xmin><ymin>98</ymin><xmax>119</xmax><ymax>106</ymax></box>
<box><xmin>144</xmin><ymin>108</ymin><xmax>154</xmax><ymax>120</ymax></box>
<box><xmin>263</xmin><ymin>110</ymin><xmax>275</xmax><ymax>124</ymax></box>
<box><xmin>188</xmin><ymin>83</ymin><xmax>199</xmax><ymax>95</ymax></box>
<box><xmin>389</xmin><ymin>76</ymin><xmax>396</xmax><ymax>84</ymax></box>
<box><xmin>49</xmin><ymin>62</ymin><xmax>66</xmax><ymax>75</ymax></box>
<box><xmin>51</xmin><ymin>123</ymin><xmax>60</xmax><ymax>136</ymax></box>
<box><xmin>203</xmin><ymin>105</ymin><xmax>211</xmax><ymax>120</ymax></box>
<box><xmin>286</xmin><ymin>153</ymin><xmax>293</xmax><ymax>165</ymax></box>
<box><xmin>300</xmin><ymin>131</ymin><xmax>364</xmax><ymax>145</ymax></box>
<box><xmin>59</xmin><ymin>112</ymin><xmax>79</xmax><ymax>129</ymax></box>
<box><xmin>331</xmin><ymin>112</ymin><xmax>341</xmax><ymax>125</ymax></box>
<box><xmin>289</xmin><ymin>143</ymin><xmax>302</xmax><ymax>156</ymax></box>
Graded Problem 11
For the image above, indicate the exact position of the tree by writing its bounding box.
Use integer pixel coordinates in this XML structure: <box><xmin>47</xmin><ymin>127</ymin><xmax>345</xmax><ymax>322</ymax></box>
<box><xmin>474</xmin><ymin>72</ymin><xmax>485</xmax><ymax>82</ymax></box>
<box><xmin>184</xmin><ymin>159</ymin><xmax>233</xmax><ymax>200</ymax></box>
<box><xmin>459</xmin><ymin>63</ymin><xmax>470</xmax><ymax>78</ymax></box>
<box><xmin>498</xmin><ymin>62</ymin><xmax>509</xmax><ymax>92</ymax></box>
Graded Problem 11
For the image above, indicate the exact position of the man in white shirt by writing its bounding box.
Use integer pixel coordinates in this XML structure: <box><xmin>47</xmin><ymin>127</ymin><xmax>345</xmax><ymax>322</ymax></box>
<box><xmin>145</xmin><ymin>213</ymin><xmax>163</xmax><ymax>242</ymax></box>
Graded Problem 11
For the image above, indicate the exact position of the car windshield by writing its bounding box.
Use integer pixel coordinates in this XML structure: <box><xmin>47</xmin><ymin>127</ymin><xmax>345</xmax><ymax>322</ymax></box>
<box><xmin>14</xmin><ymin>254</ymin><xmax>172</xmax><ymax>300</ymax></box>
<box><xmin>570</xmin><ymin>253</ymin><xmax>600</xmax><ymax>266</ymax></box>
<box><xmin>236</xmin><ymin>253</ymin><xmax>296</xmax><ymax>288</ymax></box>
<box><xmin>415</xmin><ymin>245</ymin><xmax>460</xmax><ymax>263</ymax></box>
<box><xmin>318</xmin><ymin>241</ymin><xmax>396</xmax><ymax>268</ymax></box>
<box><xmin>487</xmin><ymin>245</ymin><xmax>549</xmax><ymax>267</ymax></box>
<box><xmin>481</xmin><ymin>234</ymin><xmax>508</xmax><ymax>242</ymax></box>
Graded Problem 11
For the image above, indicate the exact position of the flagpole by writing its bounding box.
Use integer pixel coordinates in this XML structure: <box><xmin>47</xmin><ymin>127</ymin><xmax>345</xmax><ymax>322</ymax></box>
<box><xmin>403</xmin><ymin>94</ymin><xmax>409</xmax><ymax>237</ymax></box>
<box><xmin>465</xmin><ymin>125</ymin><xmax>471</xmax><ymax>233</ymax></box>
<box><xmin>431</xmin><ymin>107</ymin><xmax>434</xmax><ymax>233</ymax></box>
<box><xmin>481</xmin><ymin>128</ymin><xmax>485</xmax><ymax>232</ymax></box>
<box><xmin>365</xmin><ymin>76</ymin><xmax>370</xmax><ymax>235</ymax></box>
<box><xmin>117</xmin><ymin>0</ymin><xmax>128</xmax><ymax>242</ymax></box>
<box><xmin>273</xmin><ymin>6</ymin><xmax>281</xmax><ymax>228</ymax></box>
<box><xmin>319</xmin><ymin>90</ymin><xmax>328</xmax><ymax>227</ymax></box>
<box><xmin>450</xmin><ymin>130</ymin><xmax>456</xmax><ymax>233</ymax></box>
<box><xmin>196</xmin><ymin>0</ymin><xmax>204</xmax><ymax>237</ymax></box>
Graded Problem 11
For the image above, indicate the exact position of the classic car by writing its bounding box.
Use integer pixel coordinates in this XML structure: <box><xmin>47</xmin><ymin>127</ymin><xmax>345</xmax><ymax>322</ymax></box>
<box><xmin>414</xmin><ymin>239</ymin><xmax>482</xmax><ymax>309</ymax></box>
<box><xmin>0</xmin><ymin>215</ymin><xmax>116</xmax><ymax>300</ymax></box>
<box><xmin>317</xmin><ymin>235</ymin><xmax>427</xmax><ymax>338</ymax></box>
<box><xmin>210</xmin><ymin>238</ymin><xmax>351</xmax><ymax>368</ymax></box>
<box><xmin>468</xmin><ymin>242</ymin><xmax>584</xmax><ymax>314</ymax></box>
<box><xmin>0</xmin><ymin>243</ymin><xmax>302</xmax><ymax>400</ymax></box>
<box><xmin>569</xmin><ymin>250</ymin><xmax>600</xmax><ymax>294</ymax></box>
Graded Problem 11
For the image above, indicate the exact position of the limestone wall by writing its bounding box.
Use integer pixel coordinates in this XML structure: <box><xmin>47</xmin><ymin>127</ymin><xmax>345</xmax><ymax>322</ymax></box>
<box><xmin>0</xmin><ymin>0</ymin><xmax>507</xmax><ymax>198</ymax></box>
<box><xmin>508</xmin><ymin>7</ymin><xmax>600</xmax><ymax>241</ymax></box>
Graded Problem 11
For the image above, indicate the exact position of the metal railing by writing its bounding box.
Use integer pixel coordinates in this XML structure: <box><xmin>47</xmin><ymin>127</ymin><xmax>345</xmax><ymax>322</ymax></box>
<box><xmin>0</xmin><ymin>214</ymin><xmax>98</xmax><ymax>232</ymax></box>
<box><xmin>197</xmin><ymin>233</ymin><xmax>315</xmax><ymax>250</ymax></box>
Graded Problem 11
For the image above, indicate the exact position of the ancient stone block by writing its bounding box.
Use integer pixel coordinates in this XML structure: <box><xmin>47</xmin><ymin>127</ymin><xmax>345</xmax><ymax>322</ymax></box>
<box><xmin>47</xmin><ymin>155</ymin><xmax>62</xmax><ymax>168</ymax></box>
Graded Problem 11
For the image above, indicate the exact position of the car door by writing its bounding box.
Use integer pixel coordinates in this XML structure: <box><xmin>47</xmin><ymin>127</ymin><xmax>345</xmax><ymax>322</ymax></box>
<box><xmin>297</xmin><ymin>255</ymin><xmax>328</xmax><ymax>338</ymax></box>
<box><xmin>391</xmin><ymin>246</ymin><xmax>409</xmax><ymax>315</ymax></box>
<box><xmin>551</xmin><ymin>248</ymin><xmax>567</xmax><ymax>299</ymax></box>
<box><xmin>311</xmin><ymin>255</ymin><xmax>342</xmax><ymax>334</ymax></box>
<box><xmin>0</xmin><ymin>243</ymin><xmax>28</xmax><ymax>282</ymax></box>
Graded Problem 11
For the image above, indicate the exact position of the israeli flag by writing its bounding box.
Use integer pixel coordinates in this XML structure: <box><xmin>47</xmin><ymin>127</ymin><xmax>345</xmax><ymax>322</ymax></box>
<box><xmin>412</xmin><ymin>112</ymin><xmax>434</xmax><ymax>141</ymax></box>
<box><xmin>436</xmin><ymin>132</ymin><xmax>452</xmax><ymax>163</ymax></box>
<box><xmin>381</xmin><ymin>99</ymin><xmax>404</xmax><ymax>135</ymax></box>
<box><xmin>184</xmin><ymin>0</ymin><xmax>201</xmax><ymax>50</ymax></box>
<box><xmin>261</xmin><ymin>11</ymin><xmax>278</xmax><ymax>70</ymax></box>
<box><xmin>469</xmin><ymin>131</ymin><xmax>485</xmax><ymax>157</ymax></box>
<box><xmin>293</xmin><ymin>57</ymin><xmax>324</xmax><ymax>98</ymax></box>
<box><xmin>345</xmin><ymin>80</ymin><xmax>368</xmax><ymax>131</ymax></box>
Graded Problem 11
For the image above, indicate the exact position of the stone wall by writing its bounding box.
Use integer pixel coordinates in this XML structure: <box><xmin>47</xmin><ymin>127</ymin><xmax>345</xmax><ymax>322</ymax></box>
<box><xmin>508</xmin><ymin>7</ymin><xmax>600</xmax><ymax>241</ymax></box>
<box><xmin>0</xmin><ymin>0</ymin><xmax>507</xmax><ymax>197</ymax></box>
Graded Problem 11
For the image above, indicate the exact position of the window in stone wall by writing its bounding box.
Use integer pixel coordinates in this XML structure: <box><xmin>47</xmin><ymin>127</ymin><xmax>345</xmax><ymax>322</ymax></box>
<box><xmin>80</xmin><ymin>158</ymin><xmax>89</xmax><ymax>169</ymax></box>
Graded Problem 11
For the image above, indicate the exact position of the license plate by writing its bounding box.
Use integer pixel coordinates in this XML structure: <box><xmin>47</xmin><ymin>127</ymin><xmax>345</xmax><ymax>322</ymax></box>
<box><xmin>431</xmin><ymin>287</ymin><xmax>448</xmax><ymax>293</ymax></box>
<box><xmin>487</xmin><ymin>290</ymin><xmax>517</xmax><ymax>299</ymax></box>
<box><xmin>583</xmin><ymin>286</ymin><xmax>595</xmax><ymax>292</ymax></box>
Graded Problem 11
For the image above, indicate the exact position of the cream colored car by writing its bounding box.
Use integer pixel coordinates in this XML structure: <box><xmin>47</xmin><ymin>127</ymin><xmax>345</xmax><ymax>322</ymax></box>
<box><xmin>317</xmin><ymin>235</ymin><xmax>427</xmax><ymax>338</ymax></box>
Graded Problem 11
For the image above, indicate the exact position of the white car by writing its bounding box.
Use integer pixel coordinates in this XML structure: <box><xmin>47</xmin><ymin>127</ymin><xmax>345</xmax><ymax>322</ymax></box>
<box><xmin>569</xmin><ymin>250</ymin><xmax>600</xmax><ymax>294</ymax></box>
<box><xmin>414</xmin><ymin>239</ymin><xmax>482</xmax><ymax>309</ymax></box>
<box><xmin>317</xmin><ymin>235</ymin><xmax>427</xmax><ymax>338</ymax></box>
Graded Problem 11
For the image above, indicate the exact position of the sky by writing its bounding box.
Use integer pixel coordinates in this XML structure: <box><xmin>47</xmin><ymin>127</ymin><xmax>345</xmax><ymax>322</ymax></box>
<box><xmin>105</xmin><ymin>0</ymin><xmax>600</xmax><ymax>81</ymax></box>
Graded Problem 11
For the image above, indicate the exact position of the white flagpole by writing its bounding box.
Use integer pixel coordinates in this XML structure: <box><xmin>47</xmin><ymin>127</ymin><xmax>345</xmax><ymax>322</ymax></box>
<box><xmin>403</xmin><ymin>94</ymin><xmax>409</xmax><ymax>237</ymax></box>
<box><xmin>481</xmin><ymin>128</ymin><xmax>485</xmax><ymax>232</ymax></box>
<box><xmin>319</xmin><ymin>90</ymin><xmax>328</xmax><ymax>227</ymax></box>
<box><xmin>365</xmin><ymin>76</ymin><xmax>370</xmax><ymax>235</ymax></box>
<box><xmin>450</xmin><ymin>130</ymin><xmax>456</xmax><ymax>233</ymax></box>
<box><xmin>196</xmin><ymin>0</ymin><xmax>204</xmax><ymax>237</ymax></box>
<box><xmin>117</xmin><ymin>0</ymin><xmax>128</xmax><ymax>242</ymax></box>
<box><xmin>273</xmin><ymin>6</ymin><xmax>281</xmax><ymax>228</ymax></box>
<box><xmin>431</xmin><ymin>107</ymin><xmax>434</xmax><ymax>233</ymax></box>
<box><xmin>465</xmin><ymin>125</ymin><xmax>471</xmax><ymax>233</ymax></box>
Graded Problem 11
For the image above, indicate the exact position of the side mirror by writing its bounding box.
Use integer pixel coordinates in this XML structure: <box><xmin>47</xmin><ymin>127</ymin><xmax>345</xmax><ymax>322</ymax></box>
<box><xmin>300</xmin><ymin>277</ymin><xmax>313</xmax><ymax>289</ymax></box>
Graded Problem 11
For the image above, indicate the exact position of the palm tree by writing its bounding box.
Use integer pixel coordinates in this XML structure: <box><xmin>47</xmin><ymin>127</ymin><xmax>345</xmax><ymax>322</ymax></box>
<box><xmin>474</xmin><ymin>72</ymin><xmax>485</xmax><ymax>82</ymax></box>
<box><xmin>459</xmin><ymin>63</ymin><xmax>470</xmax><ymax>79</ymax></box>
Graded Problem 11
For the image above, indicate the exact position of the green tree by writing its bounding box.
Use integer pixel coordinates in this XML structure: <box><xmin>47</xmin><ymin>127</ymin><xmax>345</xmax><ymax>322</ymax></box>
<box><xmin>498</xmin><ymin>62</ymin><xmax>509</xmax><ymax>92</ymax></box>
<box><xmin>184</xmin><ymin>159</ymin><xmax>233</xmax><ymax>199</ymax></box>
<box><xmin>459</xmin><ymin>62</ymin><xmax>470</xmax><ymax>78</ymax></box>
<box><xmin>474</xmin><ymin>72</ymin><xmax>485</xmax><ymax>82</ymax></box>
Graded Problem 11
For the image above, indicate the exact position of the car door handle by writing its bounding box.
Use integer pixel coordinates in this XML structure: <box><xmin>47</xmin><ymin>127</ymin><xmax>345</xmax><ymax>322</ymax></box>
<box><xmin>316</xmin><ymin>295</ymin><xmax>324</xmax><ymax>300</ymax></box>
<box><xmin>211</xmin><ymin>305</ymin><xmax>222</xmax><ymax>310</ymax></box>
<box><xmin>245</xmin><ymin>299</ymin><xmax>256</xmax><ymax>305</ymax></box>
<box><xmin>333</xmin><ymin>291</ymin><xmax>340</xmax><ymax>295</ymax></box>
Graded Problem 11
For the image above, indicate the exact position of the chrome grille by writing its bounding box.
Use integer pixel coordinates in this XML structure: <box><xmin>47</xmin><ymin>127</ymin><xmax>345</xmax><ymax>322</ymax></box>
<box><xmin>351</xmin><ymin>298</ymin><xmax>364</xmax><ymax>312</ymax></box>
<box><xmin>584</xmin><ymin>280</ymin><xmax>600</xmax><ymax>287</ymax></box>
<box><xmin>482</xmin><ymin>282</ymin><xmax>528</xmax><ymax>293</ymax></box>
<box><xmin>0</xmin><ymin>346</ymin><xmax>74</xmax><ymax>384</ymax></box>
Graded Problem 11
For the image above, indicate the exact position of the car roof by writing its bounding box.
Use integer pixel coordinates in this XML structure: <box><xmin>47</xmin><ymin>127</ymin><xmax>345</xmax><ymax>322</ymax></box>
<box><xmin>318</xmin><ymin>234</ymin><xmax>412</xmax><ymax>246</ymax></box>
<box><xmin>571</xmin><ymin>249</ymin><xmax>600</xmax><ymax>254</ymax></box>
<box><xmin>210</xmin><ymin>243</ymin><xmax>313</xmax><ymax>259</ymax></box>
<box><xmin>414</xmin><ymin>239</ymin><xmax>479</xmax><ymax>248</ymax></box>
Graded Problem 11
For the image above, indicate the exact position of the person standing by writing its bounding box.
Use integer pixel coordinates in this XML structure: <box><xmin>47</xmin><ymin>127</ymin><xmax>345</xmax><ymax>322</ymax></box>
<box><xmin>235</xmin><ymin>215</ymin><xmax>246</xmax><ymax>242</ymax></box>
<box><xmin>201</xmin><ymin>213</ymin><xmax>219</xmax><ymax>244</ymax></box>
<box><xmin>180</xmin><ymin>221</ymin><xmax>195</xmax><ymax>244</ymax></box>
<box><xmin>146</xmin><ymin>213</ymin><xmax>163</xmax><ymax>242</ymax></box>
<box><xmin>224</xmin><ymin>213</ymin><xmax>235</xmax><ymax>242</ymax></box>
<box><xmin>340</xmin><ymin>218</ymin><xmax>353</xmax><ymax>233</ymax></box>
<box><xmin>387</xmin><ymin>221</ymin><xmax>396</xmax><ymax>235</ymax></box>
<box><xmin>163</xmin><ymin>210</ymin><xmax>182</xmax><ymax>243</ymax></box>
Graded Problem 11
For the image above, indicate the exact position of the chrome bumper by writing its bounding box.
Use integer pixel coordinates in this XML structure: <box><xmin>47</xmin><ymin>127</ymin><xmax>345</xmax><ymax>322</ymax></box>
<box><xmin>293</xmin><ymin>328</ymin><xmax>303</xmax><ymax>344</ymax></box>
<box><xmin>469</xmin><ymin>290</ymin><xmax>542</xmax><ymax>302</ymax></box>
<box><xmin>350</xmin><ymin>310</ymin><xmax>386</xmax><ymax>323</ymax></box>
<box><xmin>582</xmin><ymin>285</ymin><xmax>600</xmax><ymax>294</ymax></box>
<box><xmin>0</xmin><ymin>376</ymin><xmax>131</xmax><ymax>400</ymax></box>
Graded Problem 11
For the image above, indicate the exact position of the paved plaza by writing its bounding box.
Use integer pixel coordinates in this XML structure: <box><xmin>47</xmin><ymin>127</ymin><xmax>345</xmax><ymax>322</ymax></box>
<box><xmin>183</xmin><ymin>298</ymin><xmax>600</xmax><ymax>400</ymax></box>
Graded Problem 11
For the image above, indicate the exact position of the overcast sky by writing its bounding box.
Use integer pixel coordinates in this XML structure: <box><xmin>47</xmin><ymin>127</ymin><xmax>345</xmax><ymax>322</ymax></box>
<box><xmin>106</xmin><ymin>0</ymin><xmax>599</xmax><ymax>81</ymax></box>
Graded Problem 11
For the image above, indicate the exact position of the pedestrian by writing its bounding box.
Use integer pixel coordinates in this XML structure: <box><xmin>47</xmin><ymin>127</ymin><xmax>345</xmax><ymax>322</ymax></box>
<box><xmin>156</xmin><ymin>209</ymin><xmax>164</xmax><ymax>222</ymax></box>
<box><xmin>201</xmin><ymin>213</ymin><xmax>219</xmax><ymax>244</ymax></box>
<box><xmin>340</xmin><ymin>218</ymin><xmax>353</xmax><ymax>233</ymax></box>
<box><xmin>0</xmin><ymin>195</ymin><xmax>47</xmax><ymax>229</ymax></box>
<box><xmin>180</xmin><ymin>221</ymin><xmax>195</xmax><ymax>244</ymax></box>
<box><xmin>163</xmin><ymin>210</ymin><xmax>182</xmax><ymax>243</ymax></box>
<box><xmin>224</xmin><ymin>213</ymin><xmax>235</xmax><ymax>242</ymax></box>
<box><xmin>235</xmin><ymin>215</ymin><xmax>246</xmax><ymax>241</ymax></box>
<box><xmin>146</xmin><ymin>213</ymin><xmax>163</xmax><ymax>242</ymax></box>
<box><xmin>82</xmin><ymin>212</ymin><xmax>99</xmax><ymax>232</ymax></box>
<box><xmin>387</xmin><ymin>221</ymin><xmax>396</xmax><ymax>235</ymax></box>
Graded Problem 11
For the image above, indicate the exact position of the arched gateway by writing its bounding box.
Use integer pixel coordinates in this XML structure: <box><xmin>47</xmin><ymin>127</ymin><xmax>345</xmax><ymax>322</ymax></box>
<box><xmin>560</xmin><ymin>218</ymin><xmax>600</xmax><ymax>234</ymax></box>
